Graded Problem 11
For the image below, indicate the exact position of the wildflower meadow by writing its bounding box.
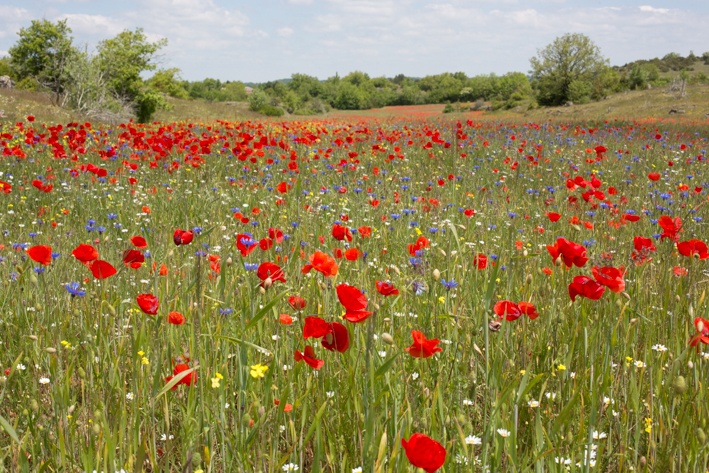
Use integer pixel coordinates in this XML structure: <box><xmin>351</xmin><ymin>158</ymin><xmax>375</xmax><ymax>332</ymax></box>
<box><xmin>1</xmin><ymin>114</ymin><xmax>709</xmax><ymax>472</ymax></box>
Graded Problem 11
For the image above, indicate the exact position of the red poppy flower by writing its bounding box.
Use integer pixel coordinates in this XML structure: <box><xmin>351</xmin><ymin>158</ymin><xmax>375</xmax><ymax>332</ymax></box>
<box><xmin>89</xmin><ymin>260</ymin><xmax>116</xmax><ymax>279</ymax></box>
<box><xmin>405</xmin><ymin>330</ymin><xmax>443</xmax><ymax>358</ymax></box>
<box><xmin>27</xmin><ymin>245</ymin><xmax>52</xmax><ymax>265</ymax></box>
<box><xmin>358</xmin><ymin>226</ymin><xmax>372</xmax><ymax>238</ymax></box>
<box><xmin>658</xmin><ymin>216</ymin><xmax>682</xmax><ymax>242</ymax></box>
<box><xmin>344</xmin><ymin>248</ymin><xmax>361</xmax><ymax>261</ymax></box>
<box><xmin>336</xmin><ymin>283</ymin><xmax>373</xmax><ymax>323</ymax></box>
<box><xmin>130</xmin><ymin>236</ymin><xmax>148</xmax><ymax>248</ymax></box>
<box><xmin>546</xmin><ymin>212</ymin><xmax>561</xmax><ymax>222</ymax></box>
<box><xmin>332</xmin><ymin>224</ymin><xmax>352</xmax><ymax>242</ymax></box>
<box><xmin>0</xmin><ymin>181</ymin><xmax>11</xmax><ymax>194</ymax></box>
<box><xmin>168</xmin><ymin>311</ymin><xmax>185</xmax><ymax>325</ymax></box>
<box><xmin>294</xmin><ymin>346</ymin><xmax>324</xmax><ymax>369</ymax></box>
<box><xmin>632</xmin><ymin>236</ymin><xmax>656</xmax><ymax>264</ymax></box>
<box><xmin>268</xmin><ymin>227</ymin><xmax>284</xmax><ymax>243</ymax></box>
<box><xmin>690</xmin><ymin>317</ymin><xmax>709</xmax><ymax>348</ymax></box>
<box><xmin>321</xmin><ymin>322</ymin><xmax>349</xmax><ymax>353</ymax></box>
<box><xmin>165</xmin><ymin>362</ymin><xmax>197</xmax><ymax>389</ymax></box>
<box><xmin>648</xmin><ymin>172</ymin><xmax>661</xmax><ymax>181</ymax></box>
<box><xmin>546</xmin><ymin>238</ymin><xmax>588</xmax><ymax>268</ymax></box>
<box><xmin>401</xmin><ymin>433</ymin><xmax>446</xmax><ymax>473</ymax></box>
<box><xmin>303</xmin><ymin>316</ymin><xmax>332</xmax><ymax>339</ymax></box>
<box><xmin>592</xmin><ymin>266</ymin><xmax>626</xmax><ymax>293</ymax></box>
<box><xmin>259</xmin><ymin>238</ymin><xmax>273</xmax><ymax>251</ymax></box>
<box><xmin>464</xmin><ymin>209</ymin><xmax>476</xmax><ymax>217</ymax></box>
<box><xmin>137</xmin><ymin>294</ymin><xmax>159</xmax><ymax>315</ymax></box>
<box><xmin>518</xmin><ymin>302</ymin><xmax>539</xmax><ymax>320</ymax></box>
<box><xmin>376</xmin><ymin>281</ymin><xmax>400</xmax><ymax>296</ymax></box>
<box><xmin>302</xmin><ymin>251</ymin><xmax>339</xmax><ymax>277</ymax></box>
<box><xmin>494</xmin><ymin>300</ymin><xmax>521</xmax><ymax>321</ymax></box>
<box><xmin>123</xmin><ymin>249</ymin><xmax>145</xmax><ymax>268</ymax></box>
<box><xmin>173</xmin><ymin>229</ymin><xmax>194</xmax><ymax>246</ymax></box>
<box><xmin>677</xmin><ymin>239</ymin><xmax>709</xmax><ymax>260</ymax></box>
<box><xmin>257</xmin><ymin>262</ymin><xmax>286</xmax><ymax>286</ymax></box>
<box><xmin>236</xmin><ymin>234</ymin><xmax>258</xmax><ymax>256</ymax></box>
<box><xmin>72</xmin><ymin>244</ymin><xmax>98</xmax><ymax>263</ymax></box>
<box><xmin>333</xmin><ymin>248</ymin><xmax>343</xmax><ymax>259</ymax></box>
<box><xmin>279</xmin><ymin>313</ymin><xmax>293</xmax><ymax>325</ymax></box>
<box><xmin>288</xmin><ymin>296</ymin><xmax>306</xmax><ymax>310</ymax></box>
<box><xmin>276</xmin><ymin>181</ymin><xmax>289</xmax><ymax>193</ymax></box>
<box><xmin>474</xmin><ymin>254</ymin><xmax>488</xmax><ymax>269</ymax></box>
<box><xmin>568</xmin><ymin>276</ymin><xmax>605</xmax><ymax>302</ymax></box>
<box><xmin>674</xmin><ymin>266</ymin><xmax>688</xmax><ymax>277</ymax></box>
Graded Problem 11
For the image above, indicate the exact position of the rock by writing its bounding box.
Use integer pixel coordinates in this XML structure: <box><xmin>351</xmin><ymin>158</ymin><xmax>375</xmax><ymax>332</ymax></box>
<box><xmin>564</xmin><ymin>101</ymin><xmax>573</xmax><ymax>107</ymax></box>
<box><xmin>669</xmin><ymin>108</ymin><xmax>686</xmax><ymax>114</ymax></box>
<box><xmin>0</xmin><ymin>76</ymin><xmax>14</xmax><ymax>89</ymax></box>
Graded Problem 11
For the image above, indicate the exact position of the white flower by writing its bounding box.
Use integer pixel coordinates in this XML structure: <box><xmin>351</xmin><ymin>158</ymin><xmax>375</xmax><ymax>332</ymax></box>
<box><xmin>411</xmin><ymin>372</ymin><xmax>419</xmax><ymax>380</ymax></box>
<box><xmin>280</xmin><ymin>425</ymin><xmax>286</xmax><ymax>432</ymax></box>
<box><xmin>570</xmin><ymin>372</ymin><xmax>576</xmax><ymax>379</ymax></box>
<box><xmin>593</xmin><ymin>430</ymin><xmax>607</xmax><ymax>440</ymax></box>
<box><xmin>326</xmin><ymin>391</ymin><xmax>335</xmax><ymax>398</ymax></box>
<box><xmin>378</xmin><ymin>351</ymin><xmax>387</xmax><ymax>357</ymax></box>
<box><xmin>463</xmin><ymin>399</ymin><xmax>473</xmax><ymax>406</ymax></box>
<box><xmin>528</xmin><ymin>400</ymin><xmax>539</xmax><ymax>408</ymax></box>
<box><xmin>545</xmin><ymin>392</ymin><xmax>556</xmax><ymax>400</ymax></box>
<box><xmin>465</xmin><ymin>435</ymin><xmax>482</xmax><ymax>445</ymax></box>
<box><xmin>225</xmin><ymin>403</ymin><xmax>230</xmax><ymax>409</ymax></box>
<box><xmin>282</xmin><ymin>463</ymin><xmax>299</xmax><ymax>471</ymax></box>
<box><xmin>126</xmin><ymin>392</ymin><xmax>134</xmax><ymax>400</ymax></box>
<box><xmin>17</xmin><ymin>364</ymin><xmax>26</xmax><ymax>370</ymax></box>
<box><xmin>497</xmin><ymin>428</ymin><xmax>510</xmax><ymax>438</ymax></box>
<box><xmin>603</xmin><ymin>396</ymin><xmax>614</xmax><ymax>405</ymax></box>
<box><xmin>652</xmin><ymin>344</ymin><xmax>667</xmax><ymax>352</ymax></box>
<box><xmin>272</xmin><ymin>335</ymin><xmax>280</xmax><ymax>341</ymax></box>
<box><xmin>352</xmin><ymin>468</ymin><xmax>363</xmax><ymax>473</ymax></box>
<box><xmin>160</xmin><ymin>434</ymin><xmax>174</xmax><ymax>441</ymax></box>
<box><xmin>39</xmin><ymin>377</ymin><xmax>50</xmax><ymax>385</ymax></box>
<box><xmin>634</xmin><ymin>360</ymin><xmax>646</xmax><ymax>368</ymax></box>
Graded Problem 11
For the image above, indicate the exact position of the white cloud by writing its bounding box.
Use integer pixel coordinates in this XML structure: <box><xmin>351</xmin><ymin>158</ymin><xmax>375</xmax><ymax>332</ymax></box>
<box><xmin>59</xmin><ymin>14</ymin><xmax>125</xmax><ymax>36</ymax></box>
<box><xmin>277</xmin><ymin>27</ymin><xmax>294</xmax><ymax>37</ymax></box>
<box><xmin>639</xmin><ymin>6</ymin><xmax>670</xmax><ymax>14</ymax></box>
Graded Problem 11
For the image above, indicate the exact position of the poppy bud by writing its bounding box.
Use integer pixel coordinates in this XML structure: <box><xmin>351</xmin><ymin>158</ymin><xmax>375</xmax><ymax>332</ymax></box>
<box><xmin>381</xmin><ymin>333</ymin><xmax>394</xmax><ymax>345</ymax></box>
<box><xmin>488</xmin><ymin>320</ymin><xmax>501</xmax><ymax>332</ymax></box>
<box><xmin>432</xmin><ymin>269</ymin><xmax>441</xmax><ymax>280</ymax></box>
<box><xmin>673</xmin><ymin>376</ymin><xmax>687</xmax><ymax>395</ymax></box>
<box><xmin>168</xmin><ymin>250</ymin><xmax>174</xmax><ymax>258</ymax></box>
<box><xmin>258</xmin><ymin>406</ymin><xmax>266</xmax><ymax>418</ymax></box>
<box><xmin>390</xmin><ymin>265</ymin><xmax>400</xmax><ymax>275</ymax></box>
<box><xmin>259</xmin><ymin>287</ymin><xmax>266</xmax><ymax>295</ymax></box>
<box><xmin>689</xmin><ymin>305</ymin><xmax>694</xmax><ymax>317</ymax></box>
<box><xmin>458</xmin><ymin>414</ymin><xmax>467</xmax><ymax>424</ymax></box>
<box><xmin>688</xmin><ymin>360</ymin><xmax>694</xmax><ymax>369</ymax></box>
<box><xmin>264</xmin><ymin>277</ymin><xmax>273</xmax><ymax>289</ymax></box>
<box><xmin>699</xmin><ymin>320</ymin><xmax>705</xmax><ymax>333</ymax></box>
<box><xmin>525</xmin><ymin>274</ymin><xmax>532</xmax><ymax>285</ymax></box>
<box><xmin>676</xmin><ymin>295</ymin><xmax>681</xmax><ymax>303</ymax></box>
<box><xmin>373</xmin><ymin>303</ymin><xmax>380</xmax><ymax>311</ymax></box>
<box><xmin>78</xmin><ymin>368</ymin><xmax>86</xmax><ymax>379</ymax></box>
<box><xmin>523</xmin><ymin>249</ymin><xmax>528</xmax><ymax>257</ymax></box>
<box><xmin>15</xmin><ymin>264</ymin><xmax>23</xmax><ymax>274</ymax></box>
<box><xmin>639</xmin><ymin>456</ymin><xmax>646</xmax><ymax>468</ymax></box>
<box><xmin>192</xmin><ymin>452</ymin><xmax>202</xmax><ymax>468</ymax></box>
<box><xmin>31</xmin><ymin>400</ymin><xmax>39</xmax><ymax>413</ymax></box>
<box><xmin>226</xmin><ymin>257</ymin><xmax>233</xmax><ymax>267</ymax></box>
<box><xmin>22</xmin><ymin>409</ymin><xmax>29</xmax><ymax>417</ymax></box>
<box><xmin>68</xmin><ymin>405</ymin><xmax>75</xmax><ymax>414</ymax></box>
<box><xmin>439</xmin><ymin>249</ymin><xmax>447</xmax><ymax>257</ymax></box>
<box><xmin>104</xmin><ymin>235</ymin><xmax>109</xmax><ymax>242</ymax></box>
<box><xmin>698</xmin><ymin>428</ymin><xmax>707</xmax><ymax>445</ymax></box>
<box><xmin>566</xmin><ymin>431</ymin><xmax>573</xmax><ymax>444</ymax></box>
<box><xmin>615</xmin><ymin>299</ymin><xmax>622</xmax><ymax>308</ymax></box>
<box><xmin>30</xmin><ymin>274</ymin><xmax>38</xmax><ymax>285</ymax></box>
<box><xmin>94</xmin><ymin>409</ymin><xmax>102</xmax><ymax>419</ymax></box>
<box><xmin>554</xmin><ymin>256</ymin><xmax>563</xmax><ymax>267</ymax></box>
<box><xmin>93</xmin><ymin>424</ymin><xmax>101</xmax><ymax>435</ymax></box>
<box><xmin>383</xmin><ymin>318</ymin><xmax>390</xmax><ymax>322</ymax></box>
<box><xmin>571</xmin><ymin>224</ymin><xmax>581</xmax><ymax>231</ymax></box>
<box><xmin>46</xmin><ymin>347</ymin><xmax>56</xmax><ymax>353</ymax></box>
<box><xmin>28</xmin><ymin>335</ymin><xmax>37</xmax><ymax>341</ymax></box>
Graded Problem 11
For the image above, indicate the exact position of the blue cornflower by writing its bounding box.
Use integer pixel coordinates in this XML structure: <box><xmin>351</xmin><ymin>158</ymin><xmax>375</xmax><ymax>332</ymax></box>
<box><xmin>441</xmin><ymin>278</ymin><xmax>458</xmax><ymax>289</ymax></box>
<box><xmin>65</xmin><ymin>282</ymin><xmax>86</xmax><ymax>297</ymax></box>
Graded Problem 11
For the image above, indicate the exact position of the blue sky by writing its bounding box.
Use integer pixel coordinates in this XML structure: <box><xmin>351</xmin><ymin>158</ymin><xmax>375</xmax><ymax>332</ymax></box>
<box><xmin>1</xmin><ymin>1</ymin><xmax>707</xmax><ymax>83</ymax></box>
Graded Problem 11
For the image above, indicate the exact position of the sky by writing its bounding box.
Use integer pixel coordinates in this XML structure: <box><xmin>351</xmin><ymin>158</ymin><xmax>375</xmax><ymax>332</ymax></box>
<box><xmin>0</xmin><ymin>0</ymin><xmax>708</xmax><ymax>83</ymax></box>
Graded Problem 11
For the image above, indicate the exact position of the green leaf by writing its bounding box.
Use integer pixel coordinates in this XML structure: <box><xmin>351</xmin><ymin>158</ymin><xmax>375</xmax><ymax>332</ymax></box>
<box><xmin>374</xmin><ymin>353</ymin><xmax>400</xmax><ymax>380</ymax></box>
<box><xmin>303</xmin><ymin>400</ymin><xmax>329</xmax><ymax>446</ymax></box>
<box><xmin>0</xmin><ymin>413</ymin><xmax>19</xmax><ymax>444</ymax></box>
<box><xmin>244</xmin><ymin>290</ymin><xmax>288</xmax><ymax>332</ymax></box>
<box><xmin>552</xmin><ymin>390</ymin><xmax>580</xmax><ymax>436</ymax></box>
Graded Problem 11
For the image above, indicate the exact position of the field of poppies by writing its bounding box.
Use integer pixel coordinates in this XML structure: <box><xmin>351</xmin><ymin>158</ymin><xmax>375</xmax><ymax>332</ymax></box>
<box><xmin>1</xmin><ymin>114</ymin><xmax>709</xmax><ymax>472</ymax></box>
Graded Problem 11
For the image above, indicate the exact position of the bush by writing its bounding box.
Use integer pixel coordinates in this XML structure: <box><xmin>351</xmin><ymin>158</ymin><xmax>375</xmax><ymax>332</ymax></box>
<box><xmin>259</xmin><ymin>105</ymin><xmax>284</xmax><ymax>117</ymax></box>
<box><xmin>16</xmin><ymin>77</ymin><xmax>39</xmax><ymax>91</ymax></box>
<box><xmin>442</xmin><ymin>102</ymin><xmax>454</xmax><ymax>113</ymax></box>
<box><xmin>568</xmin><ymin>80</ymin><xmax>592</xmax><ymax>104</ymax></box>
<box><xmin>248</xmin><ymin>89</ymin><xmax>268</xmax><ymax>112</ymax></box>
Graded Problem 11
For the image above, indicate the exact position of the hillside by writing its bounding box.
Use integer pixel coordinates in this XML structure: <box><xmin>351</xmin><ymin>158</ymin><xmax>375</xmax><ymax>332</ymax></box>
<box><xmin>3</xmin><ymin>82</ymin><xmax>709</xmax><ymax>125</ymax></box>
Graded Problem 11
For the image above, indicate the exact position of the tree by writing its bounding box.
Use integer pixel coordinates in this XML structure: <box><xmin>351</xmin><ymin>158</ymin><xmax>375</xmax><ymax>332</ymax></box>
<box><xmin>8</xmin><ymin>19</ymin><xmax>76</xmax><ymax>103</ymax></box>
<box><xmin>702</xmin><ymin>52</ymin><xmax>709</xmax><ymax>65</ymax></box>
<box><xmin>96</xmin><ymin>28</ymin><xmax>168</xmax><ymax>122</ymax></box>
<box><xmin>148</xmin><ymin>68</ymin><xmax>189</xmax><ymax>99</ymax></box>
<box><xmin>529</xmin><ymin>33</ymin><xmax>608</xmax><ymax>105</ymax></box>
<box><xmin>0</xmin><ymin>58</ymin><xmax>17</xmax><ymax>81</ymax></box>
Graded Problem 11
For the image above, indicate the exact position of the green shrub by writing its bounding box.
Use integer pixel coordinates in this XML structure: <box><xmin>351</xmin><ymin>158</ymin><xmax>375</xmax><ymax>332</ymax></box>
<box><xmin>16</xmin><ymin>77</ymin><xmax>39</xmax><ymax>91</ymax></box>
<box><xmin>442</xmin><ymin>102</ymin><xmax>454</xmax><ymax>113</ymax></box>
<box><xmin>259</xmin><ymin>105</ymin><xmax>284</xmax><ymax>117</ymax></box>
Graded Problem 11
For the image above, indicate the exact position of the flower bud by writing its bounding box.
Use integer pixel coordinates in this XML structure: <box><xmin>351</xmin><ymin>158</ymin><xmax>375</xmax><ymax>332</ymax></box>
<box><xmin>258</xmin><ymin>406</ymin><xmax>265</xmax><ymax>418</ymax></box>
<box><xmin>381</xmin><ymin>333</ymin><xmax>394</xmax><ymax>345</ymax></box>
<box><xmin>28</xmin><ymin>335</ymin><xmax>38</xmax><ymax>341</ymax></box>
<box><xmin>439</xmin><ymin>249</ymin><xmax>447</xmax><ymax>257</ymax></box>
<box><xmin>523</xmin><ymin>249</ymin><xmax>528</xmax><ymax>257</ymax></box>
<box><xmin>639</xmin><ymin>456</ymin><xmax>646</xmax><ymax>469</ymax></box>
<box><xmin>383</xmin><ymin>317</ymin><xmax>390</xmax><ymax>323</ymax></box>
<box><xmin>226</xmin><ymin>257</ymin><xmax>233</xmax><ymax>267</ymax></box>
<box><xmin>698</xmin><ymin>428</ymin><xmax>707</xmax><ymax>445</ymax></box>
<box><xmin>93</xmin><ymin>423</ymin><xmax>101</xmax><ymax>435</ymax></box>
<box><xmin>432</xmin><ymin>269</ymin><xmax>441</xmax><ymax>280</ymax></box>
<box><xmin>554</xmin><ymin>256</ymin><xmax>563</xmax><ymax>267</ymax></box>
<box><xmin>45</xmin><ymin>347</ymin><xmax>57</xmax><ymax>354</ymax></box>
<box><xmin>259</xmin><ymin>287</ymin><xmax>266</xmax><ymax>295</ymax></box>
<box><xmin>688</xmin><ymin>360</ymin><xmax>694</xmax><ymax>369</ymax></box>
<box><xmin>373</xmin><ymin>303</ymin><xmax>380</xmax><ymax>311</ymax></box>
<box><xmin>31</xmin><ymin>400</ymin><xmax>39</xmax><ymax>413</ymax></box>
<box><xmin>68</xmin><ymin>404</ymin><xmax>75</xmax><ymax>414</ymax></box>
<box><xmin>525</xmin><ymin>274</ymin><xmax>532</xmax><ymax>285</ymax></box>
<box><xmin>78</xmin><ymin>367</ymin><xmax>86</xmax><ymax>379</ymax></box>
<box><xmin>264</xmin><ymin>277</ymin><xmax>273</xmax><ymax>289</ymax></box>
<box><xmin>673</xmin><ymin>376</ymin><xmax>687</xmax><ymax>395</ymax></box>
<box><xmin>30</xmin><ymin>274</ymin><xmax>38</xmax><ymax>285</ymax></box>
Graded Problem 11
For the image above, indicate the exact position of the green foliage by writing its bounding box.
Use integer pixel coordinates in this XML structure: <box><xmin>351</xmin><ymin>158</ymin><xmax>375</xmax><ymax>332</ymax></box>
<box><xmin>629</xmin><ymin>64</ymin><xmax>650</xmax><ymax>90</ymax></box>
<box><xmin>442</xmin><ymin>102</ymin><xmax>455</xmax><ymax>113</ymax></box>
<box><xmin>703</xmin><ymin>52</ymin><xmax>709</xmax><ymax>65</ymax></box>
<box><xmin>0</xmin><ymin>57</ymin><xmax>18</xmax><ymax>81</ymax></box>
<box><xmin>15</xmin><ymin>77</ymin><xmax>39</xmax><ymax>91</ymax></box>
<box><xmin>334</xmin><ymin>83</ymin><xmax>363</xmax><ymax>110</ymax></box>
<box><xmin>8</xmin><ymin>19</ymin><xmax>76</xmax><ymax>99</ymax></box>
<box><xmin>259</xmin><ymin>105</ymin><xmax>284</xmax><ymax>117</ymax></box>
<box><xmin>248</xmin><ymin>89</ymin><xmax>269</xmax><ymax>112</ymax></box>
<box><xmin>148</xmin><ymin>68</ymin><xmax>189</xmax><ymax>99</ymax></box>
<box><xmin>530</xmin><ymin>33</ymin><xmax>608</xmax><ymax>106</ymax></box>
<box><xmin>135</xmin><ymin>90</ymin><xmax>170</xmax><ymax>123</ymax></box>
